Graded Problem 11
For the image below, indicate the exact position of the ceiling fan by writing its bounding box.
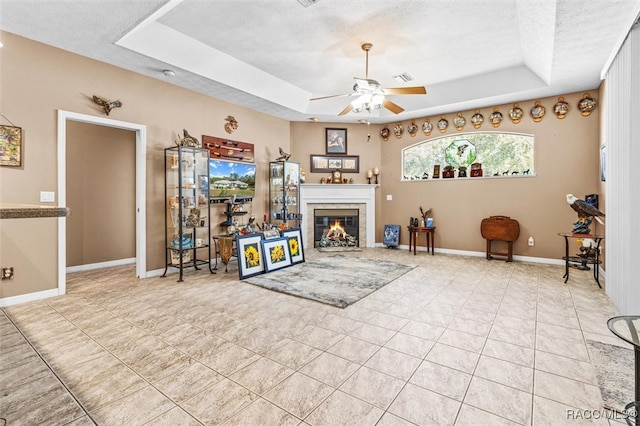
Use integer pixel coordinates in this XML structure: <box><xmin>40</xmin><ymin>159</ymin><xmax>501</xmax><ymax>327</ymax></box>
<box><xmin>310</xmin><ymin>43</ymin><xmax>427</xmax><ymax>116</ymax></box>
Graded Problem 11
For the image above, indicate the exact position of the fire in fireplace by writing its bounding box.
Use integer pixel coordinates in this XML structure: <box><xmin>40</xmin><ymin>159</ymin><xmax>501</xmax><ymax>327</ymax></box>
<box><xmin>314</xmin><ymin>209</ymin><xmax>359</xmax><ymax>247</ymax></box>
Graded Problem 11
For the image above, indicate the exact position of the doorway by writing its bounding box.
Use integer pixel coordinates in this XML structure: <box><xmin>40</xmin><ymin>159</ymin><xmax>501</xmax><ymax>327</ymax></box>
<box><xmin>57</xmin><ymin>110</ymin><xmax>146</xmax><ymax>294</ymax></box>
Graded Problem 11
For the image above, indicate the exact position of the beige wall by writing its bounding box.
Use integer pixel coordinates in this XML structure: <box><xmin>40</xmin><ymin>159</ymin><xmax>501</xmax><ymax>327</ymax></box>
<box><xmin>0</xmin><ymin>29</ymin><xmax>604</xmax><ymax>301</ymax></box>
<box><xmin>0</xmin><ymin>31</ymin><xmax>289</xmax><ymax>298</ymax></box>
<box><xmin>291</xmin><ymin>91</ymin><xmax>601</xmax><ymax>260</ymax></box>
<box><xmin>66</xmin><ymin>121</ymin><xmax>136</xmax><ymax>266</ymax></box>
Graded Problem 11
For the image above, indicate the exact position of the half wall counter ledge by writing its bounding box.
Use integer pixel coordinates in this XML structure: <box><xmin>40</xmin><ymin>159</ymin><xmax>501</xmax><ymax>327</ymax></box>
<box><xmin>0</xmin><ymin>204</ymin><xmax>71</xmax><ymax>219</ymax></box>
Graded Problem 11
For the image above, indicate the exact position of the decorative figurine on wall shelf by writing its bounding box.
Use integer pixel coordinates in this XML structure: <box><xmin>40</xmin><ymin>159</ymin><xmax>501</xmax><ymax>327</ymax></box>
<box><xmin>566</xmin><ymin>193</ymin><xmax>605</xmax><ymax>234</ymax></box>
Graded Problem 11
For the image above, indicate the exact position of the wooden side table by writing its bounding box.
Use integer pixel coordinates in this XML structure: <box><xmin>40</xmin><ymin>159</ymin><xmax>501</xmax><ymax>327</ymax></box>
<box><xmin>407</xmin><ymin>226</ymin><xmax>436</xmax><ymax>255</ymax></box>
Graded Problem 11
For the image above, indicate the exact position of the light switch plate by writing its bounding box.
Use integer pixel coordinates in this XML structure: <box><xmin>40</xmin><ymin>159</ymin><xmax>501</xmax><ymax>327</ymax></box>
<box><xmin>386</xmin><ymin>194</ymin><xmax>393</xmax><ymax>201</ymax></box>
<box><xmin>40</xmin><ymin>191</ymin><xmax>55</xmax><ymax>203</ymax></box>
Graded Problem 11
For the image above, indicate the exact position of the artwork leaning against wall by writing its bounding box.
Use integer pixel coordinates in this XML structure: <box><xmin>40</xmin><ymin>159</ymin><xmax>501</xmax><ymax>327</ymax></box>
<box><xmin>402</xmin><ymin>132</ymin><xmax>535</xmax><ymax>181</ymax></box>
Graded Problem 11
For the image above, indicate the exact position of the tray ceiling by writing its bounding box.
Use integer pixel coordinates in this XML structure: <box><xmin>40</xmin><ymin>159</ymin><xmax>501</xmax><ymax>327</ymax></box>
<box><xmin>1</xmin><ymin>0</ymin><xmax>639</xmax><ymax>123</ymax></box>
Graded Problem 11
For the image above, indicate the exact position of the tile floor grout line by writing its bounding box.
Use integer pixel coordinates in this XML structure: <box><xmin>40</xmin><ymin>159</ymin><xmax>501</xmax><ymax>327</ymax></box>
<box><xmin>1</xmin><ymin>308</ymin><xmax>98</xmax><ymax>425</ymax></box>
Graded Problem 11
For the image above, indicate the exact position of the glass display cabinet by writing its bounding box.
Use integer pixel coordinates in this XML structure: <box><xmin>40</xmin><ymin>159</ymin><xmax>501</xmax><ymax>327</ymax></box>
<box><xmin>162</xmin><ymin>146</ymin><xmax>214</xmax><ymax>282</ymax></box>
<box><xmin>269</xmin><ymin>160</ymin><xmax>302</xmax><ymax>227</ymax></box>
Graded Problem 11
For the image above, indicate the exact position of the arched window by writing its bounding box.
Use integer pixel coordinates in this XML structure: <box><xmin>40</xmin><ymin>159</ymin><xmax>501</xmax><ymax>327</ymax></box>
<box><xmin>402</xmin><ymin>132</ymin><xmax>534</xmax><ymax>180</ymax></box>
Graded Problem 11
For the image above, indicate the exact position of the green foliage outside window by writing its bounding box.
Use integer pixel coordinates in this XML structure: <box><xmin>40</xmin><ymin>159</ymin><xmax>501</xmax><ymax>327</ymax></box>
<box><xmin>402</xmin><ymin>132</ymin><xmax>534</xmax><ymax>180</ymax></box>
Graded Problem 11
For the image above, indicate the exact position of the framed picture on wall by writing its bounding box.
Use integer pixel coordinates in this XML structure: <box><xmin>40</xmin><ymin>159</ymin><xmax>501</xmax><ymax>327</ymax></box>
<box><xmin>310</xmin><ymin>155</ymin><xmax>359</xmax><ymax>173</ymax></box>
<box><xmin>326</xmin><ymin>128</ymin><xmax>347</xmax><ymax>154</ymax></box>
<box><xmin>0</xmin><ymin>125</ymin><xmax>22</xmax><ymax>167</ymax></box>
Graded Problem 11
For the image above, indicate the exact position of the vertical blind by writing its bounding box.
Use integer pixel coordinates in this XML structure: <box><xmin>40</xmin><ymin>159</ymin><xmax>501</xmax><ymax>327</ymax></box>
<box><xmin>603</xmin><ymin>22</ymin><xmax>640</xmax><ymax>314</ymax></box>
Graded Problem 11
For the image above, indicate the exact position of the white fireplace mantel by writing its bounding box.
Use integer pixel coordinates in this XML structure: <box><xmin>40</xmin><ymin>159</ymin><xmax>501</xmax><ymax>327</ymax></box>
<box><xmin>299</xmin><ymin>184</ymin><xmax>377</xmax><ymax>249</ymax></box>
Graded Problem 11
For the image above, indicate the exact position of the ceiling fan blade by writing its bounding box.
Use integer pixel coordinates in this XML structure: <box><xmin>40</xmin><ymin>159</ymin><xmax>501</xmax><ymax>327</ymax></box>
<box><xmin>338</xmin><ymin>104</ymin><xmax>354</xmax><ymax>116</ymax></box>
<box><xmin>310</xmin><ymin>93</ymin><xmax>351</xmax><ymax>101</ymax></box>
<box><xmin>383</xmin><ymin>86</ymin><xmax>427</xmax><ymax>95</ymax></box>
<box><xmin>383</xmin><ymin>99</ymin><xmax>405</xmax><ymax>114</ymax></box>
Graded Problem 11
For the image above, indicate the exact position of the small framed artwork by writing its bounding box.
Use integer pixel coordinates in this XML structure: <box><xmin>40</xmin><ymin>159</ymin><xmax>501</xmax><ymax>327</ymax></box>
<box><xmin>261</xmin><ymin>237</ymin><xmax>292</xmax><ymax>272</ymax></box>
<box><xmin>326</xmin><ymin>128</ymin><xmax>347</xmax><ymax>154</ymax></box>
<box><xmin>263</xmin><ymin>229</ymin><xmax>280</xmax><ymax>239</ymax></box>
<box><xmin>0</xmin><ymin>125</ymin><xmax>23</xmax><ymax>167</ymax></box>
<box><xmin>310</xmin><ymin>155</ymin><xmax>359</xmax><ymax>173</ymax></box>
<box><xmin>281</xmin><ymin>228</ymin><xmax>304</xmax><ymax>264</ymax></box>
<box><xmin>236</xmin><ymin>234</ymin><xmax>265</xmax><ymax>279</ymax></box>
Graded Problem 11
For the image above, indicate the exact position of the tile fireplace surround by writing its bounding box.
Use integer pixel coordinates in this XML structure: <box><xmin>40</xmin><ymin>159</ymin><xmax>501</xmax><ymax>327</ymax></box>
<box><xmin>299</xmin><ymin>184</ymin><xmax>377</xmax><ymax>249</ymax></box>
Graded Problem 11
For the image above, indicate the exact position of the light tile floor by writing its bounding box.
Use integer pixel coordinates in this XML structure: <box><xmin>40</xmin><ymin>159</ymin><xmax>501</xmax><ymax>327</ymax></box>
<box><xmin>0</xmin><ymin>248</ymin><xmax>634</xmax><ymax>425</ymax></box>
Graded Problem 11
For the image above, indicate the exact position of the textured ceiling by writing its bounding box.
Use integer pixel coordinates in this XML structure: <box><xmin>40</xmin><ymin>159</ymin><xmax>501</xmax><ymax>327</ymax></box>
<box><xmin>1</xmin><ymin>0</ymin><xmax>639</xmax><ymax>124</ymax></box>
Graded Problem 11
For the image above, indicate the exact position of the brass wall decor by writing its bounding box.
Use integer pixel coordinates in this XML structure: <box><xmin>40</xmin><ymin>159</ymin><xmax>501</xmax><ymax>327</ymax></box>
<box><xmin>394</xmin><ymin>123</ymin><xmax>403</xmax><ymax>138</ymax></box>
<box><xmin>471</xmin><ymin>110</ymin><xmax>484</xmax><ymax>129</ymax></box>
<box><xmin>453</xmin><ymin>112</ymin><xmax>466</xmax><ymax>131</ymax></box>
<box><xmin>509</xmin><ymin>103</ymin><xmax>524</xmax><ymax>124</ymax></box>
<box><xmin>530</xmin><ymin>101</ymin><xmax>546</xmax><ymax>122</ymax></box>
<box><xmin>380</xmin><ymin>126</ymin><xmax>390</xmax><ymax>141</ymax></box>
<box><xmin>553</xmin><ymin>97</ymin><xmax>569</xmax><ymax>119</ymax></box>
<box><xmin>422</xmin><ymin>119</ymin><xmax>433</xmax><ymax>136</ymax></box>
<box><xmin>490</xmin><ymin>108</ymin><xmax>503</xmax><ymax>128</ymax></box>
<box><xmin>578</xmin><ymin>93</ymin><xmax>597</xmax><ymax>116</ymax></box>
<box><xmin>408</xmin><ymin>120</ymin><xmax>418</xmax><ymax>137</ymax></box>
<box><xmin>437</xmin><ymin>115</ymin><xmax>449</xmax><ymax>133</ymax></box>
<box><xmin>224</xmin><ymin>115</ymin><xmax>238</xmax><ymax>133</ymax></box>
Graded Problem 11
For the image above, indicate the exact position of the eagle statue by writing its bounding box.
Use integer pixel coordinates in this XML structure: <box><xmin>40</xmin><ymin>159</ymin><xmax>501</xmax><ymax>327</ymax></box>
<box><xmin>92</xmin><ymin>95</ymin><xmax>122</xmax><ymax>116</ymax></box>
<box><xmin>176</xmin><ymin>129</ymin><xmax>200</xmax><ymax>147</ymax></box>
<box><xmin>275</xmin><ymin>147</ymin><xmax>291</xmax><ymax>162</ymax></box>
<box><xmin>566</xmin><ymin>194</ymin><xmax>605</xmax><ymax>234</ymax></box>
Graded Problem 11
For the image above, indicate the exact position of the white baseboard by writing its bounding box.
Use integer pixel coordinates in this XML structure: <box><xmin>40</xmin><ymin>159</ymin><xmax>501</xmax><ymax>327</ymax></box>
<box><xmin>375</xmin><ymin>243</ymin><xmax>563</xmax><ymax>265</ymax></box>
<box><xmin>66</xmin><ymin>258</ymin><xmax>136</xmax><ymax>274</ymax></box>
<box><xmin>0</xmin><ymin>288</ymin><xmax>61</xmax><ymax>307</ymax></box>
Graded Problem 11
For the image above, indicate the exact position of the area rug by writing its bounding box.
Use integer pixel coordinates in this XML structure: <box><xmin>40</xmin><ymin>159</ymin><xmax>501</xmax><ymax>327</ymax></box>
<box><xmin>586</xmin><ymin>339</ymin><xmax>634</xmax><ymax>413</ymax></box>
<box><xmin>244</xmin><ymin>255</ymin><xmax>415</xmax><ymax>308</ymax></box>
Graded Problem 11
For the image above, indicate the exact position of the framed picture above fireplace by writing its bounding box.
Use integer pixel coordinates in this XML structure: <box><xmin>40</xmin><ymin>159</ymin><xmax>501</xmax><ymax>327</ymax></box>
<box><xmin>310</xmin><ymin>155</ymin><xmax>359</xmax><ymax>173</ymax></box>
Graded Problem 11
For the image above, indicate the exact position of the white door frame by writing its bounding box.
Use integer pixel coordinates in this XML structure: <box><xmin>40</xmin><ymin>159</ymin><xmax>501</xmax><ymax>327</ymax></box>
<box><xmin>57</xmin><ymin>110</ymin><xmax>147</xmax><ymax>293</ymax></box>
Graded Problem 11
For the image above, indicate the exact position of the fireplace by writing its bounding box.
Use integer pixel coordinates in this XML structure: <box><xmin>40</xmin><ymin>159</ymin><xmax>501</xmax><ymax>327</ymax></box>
<box><xmin>314</xmin><ymin>208</ymin><xmax>359</xmax><ymax>247</ymax></box>
<box><xmin>299</xmin><ymin>184</ymin><xmax>376</xmax><ymax>249</ymax></box>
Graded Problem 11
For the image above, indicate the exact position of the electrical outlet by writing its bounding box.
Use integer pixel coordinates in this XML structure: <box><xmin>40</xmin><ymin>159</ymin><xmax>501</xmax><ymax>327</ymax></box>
<box><xmin>40</xmin><ymin>191</ymin><xmax>55</xmax><ymax>202</ymax></box>
<box><xmin>2</xmin><ymin>267</ymin><xmax>14</xmax><ymax>280</ymax></box>
<box><xmin>528</xmin><ymin>237</ymin><xmax>535</xmax><ymax>246</ymax></box>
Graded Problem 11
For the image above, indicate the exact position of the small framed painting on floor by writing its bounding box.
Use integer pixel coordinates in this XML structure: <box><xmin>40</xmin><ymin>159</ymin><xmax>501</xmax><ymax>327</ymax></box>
<box><xmin>236</xmin><ymin>234</ymin><xmax>265</xmax><ymax>279</ymax></box>
<box><xmin>281</xmin><ymin>228</ymin><xmax>304</xmax><ymax>264</ymax></box>
<box><xmin>261</xmin><ymin>237</ymin><xmax>292</xmax><ymax>272</ymax></box>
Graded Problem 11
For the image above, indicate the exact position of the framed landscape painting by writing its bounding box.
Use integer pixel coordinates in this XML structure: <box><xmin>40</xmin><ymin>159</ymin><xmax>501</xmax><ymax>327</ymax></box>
<box><xmin>236</xmin><ymin>234</ymin><xmax>265</xmax><ymax>279</ymax></box>
<box><xmin>282</xmin><ymin>228</ymin><xmax>304</xmax><ymax>264</ymax></box>
<box><xmin>261</xmin><ymin>237</ymin><xmax>292</xmax><ymax>272</ymax></box>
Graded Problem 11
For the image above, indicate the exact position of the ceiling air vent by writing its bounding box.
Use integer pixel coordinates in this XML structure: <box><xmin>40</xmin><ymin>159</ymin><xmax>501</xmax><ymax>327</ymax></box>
<box><xmin>393</xmin><ymin>73</ymin><xmax>414</xmax><ymax>83</ymax></box>
<box><xmin>297</xmin><ymin>0</ymin><xmax>320</xmax><ymax>7</ymax></box>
